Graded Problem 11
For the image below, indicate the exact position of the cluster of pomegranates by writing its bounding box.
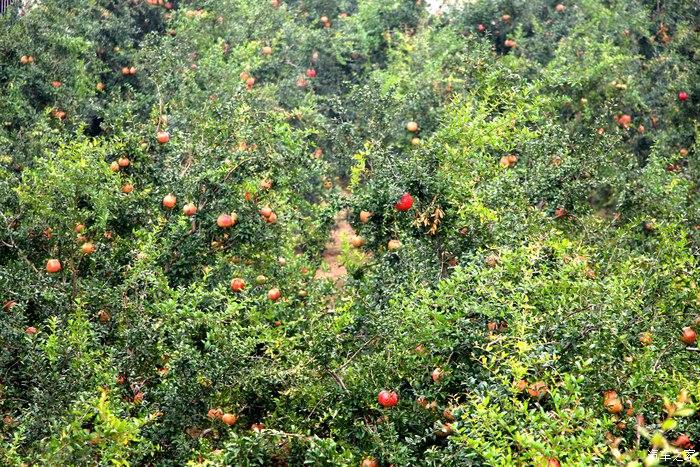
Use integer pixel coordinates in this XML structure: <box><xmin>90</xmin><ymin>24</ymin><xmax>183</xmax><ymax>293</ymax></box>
<box><xmin>207</xmin><ymin>408</ymin><xmax>237</xmax><ymax>426</ymax></box>
<box><xmin>405</xmin><ymin>121</ymin><xmax>422</xmax><ymax>145</ymax></box>
<box><xmin>230</xmin><ymin>277</ymin><xmax>281</xmax><ymax>302</ymax></box>
<box><xmin>239</xmin><ymin>71</ymin><xmax>256</xmax><ymax>91</ymax></box>
<box><xmin>121</xmin><ymin>65</ymin><xmax>137</xmax><ymax>76</ymax></box>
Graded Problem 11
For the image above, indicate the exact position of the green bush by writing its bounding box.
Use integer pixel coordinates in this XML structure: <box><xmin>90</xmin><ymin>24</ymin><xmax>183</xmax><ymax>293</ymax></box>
<box><xmin>1</xmin><ymin>0</ymin><xmax>699</xmax><ymax>465</ymax></box>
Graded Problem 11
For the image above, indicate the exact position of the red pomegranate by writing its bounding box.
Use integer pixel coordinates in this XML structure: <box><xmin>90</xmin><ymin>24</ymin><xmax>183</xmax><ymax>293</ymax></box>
<box><xmin>377</xmin><ymin>390</ymin><xmax>399</xmax><ymax>407</ymax></box>
<box><xmin>395</xmin><ymin>192</ymin><xmax>414</xmax><ymax>211</ymax></box>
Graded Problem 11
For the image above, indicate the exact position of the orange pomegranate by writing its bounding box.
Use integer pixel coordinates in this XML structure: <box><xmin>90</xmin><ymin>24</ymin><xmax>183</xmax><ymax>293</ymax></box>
<box><xmin>162</xmin><ymin>194</ymin><xmax>177</xmax><ymax>210</ymax></box>
<box><xmin>46</xmin><ymin>259</ymin><xmax>62</xmax><ymax>273</ymax></box>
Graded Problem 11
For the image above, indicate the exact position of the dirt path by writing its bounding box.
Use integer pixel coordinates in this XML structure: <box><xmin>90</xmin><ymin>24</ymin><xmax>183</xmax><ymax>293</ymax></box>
<box><xmin>314</xmin><ymin>209</ymin><xmax>355</xmax><ymax>284</ymax></box>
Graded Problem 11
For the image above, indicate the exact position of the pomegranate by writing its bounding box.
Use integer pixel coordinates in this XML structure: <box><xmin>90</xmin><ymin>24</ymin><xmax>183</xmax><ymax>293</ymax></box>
<box><xmin>156</xmin><ymin>130</ymin><xmax>170</xmax><ymax>144</ymax></box>
<box><xmin>81</xmin><ymin>242</ymin><xmax>96</xmax><ymax>255</ymax></box>
<box><xmin>377</xmin><ymin>390</ymin><xmax>399</xmax><ymax>407</ymax></box>
<box><xmin>46</xmin><ymin>259</ymin><xmax>62</xmax><ymax>273</ymax></box>
<box><xmin>680</xmin><ymin>326</ymin><xmax>696</xmax><ymax>345</ymax></box>
<box><xmin>221</xmin><ymin>413</ymin><xmax>238</xmax><ymax>426</ymax></box>
<box><xmin>395</xmin><ymin>192</ymin><xmax>414</xmax><ymax>211</ymax></box>
<box><xmin>162</xmin><ymin>194</ymin><xmax>177</xmax><ymax>210</ymax></box>
<box><xmin>182</xmin><ymin>203</ymin><xmax>197</xmax><ymax>217</ymax></box>
<box><xmin>350</xmin><ymin>235</ymin><xmax>365</xmax><ymax>248</ymax></box>
<box><xmin>359</xmin><ymin>211</ymin><xmax>373</xmax><ymax>223</ymax></box>
<box><xmin>217</xmin><ymin>213</ymin><xmax>237</xmax><ymax>228</ymax></box>
<box><xmin>230</xmin><ymin>278</ymin><xmax>246</xmax><ymax>293</ymax></box>
<box><xmin>267</xmin><ymin>288</ymin><xmax>281</xmax><ymax>301</ymax></box>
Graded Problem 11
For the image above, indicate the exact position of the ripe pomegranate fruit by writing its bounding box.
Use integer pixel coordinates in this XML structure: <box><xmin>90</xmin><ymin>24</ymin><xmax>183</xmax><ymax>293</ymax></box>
<box><xmin>81</xmin><ymin>242</ymin><xmax>96</xmax><ymax>255</ymax></box>
<box><xmin>97</xmin><ymin>310</ymin><xmax>110</xmax><ymax>323</ymax></box>
<box><xmin>673</xmin><ymin>434</ymin><xmax>691</xmax><ymax>448</ymax></box>
<box><xmin>156</xmin><ymin>131</ymin><xmax>170</xmax><ymax>144</ymax></box>
<box><xmin>680</xmin><ymin>326</ymin><xmax>696</xmax><ymax>345</ymax></box>
<box><xmin>162</xmin><ymin>194</ymin><xmax>177</xmax><ymax>209</ymax></box>
<box><xmin>217</xmin><ymin>213</ymin><xmax>237</xmax><ymax>228</ymax></box>
<box><xmin>405</xmin><ymin>121</ymin><xmax>419</xmax><ymax>132</ymax></box>
<box><xmin>617</xmin><ymin>114</ymin><xmax>632</xmax><ymax>128</ymax></box>
<box><xmin>265</xmin><ymin>212</ymin><xmax>277</xmax><ymax>224</ymax></box>
<box><xmin>46</xmin><ymin>259</ymin><xmax>62</xmax><ymax>273</ymax></box>
<box><xmin>395</xmin><ymin>192</ymin><xmax>414</xmax><ymax>211</ymax></box>
<box><xmin>230</xmin><ymin>278</ymin><xmax>246</xmax><ymax>293</ymax></box>
<box><xmin>350</xmin><ymin>235</ymin><xmax>365</xmax><ymax>248</ymax></box>
<box><xmin>604</xmin><ymin>394</ymin><xmax>623</xmax><ymax>414</ymax></box>
<box><xmin>267</xmin><ymin>288</ymin><xmax>281</xmax><ymax>301</ymax></box>
<box><xmin>208</xmin><ymin>408</ymin><xmax>223</xmax><ymax>419</ymax></box>
<box><xmin>359</xmin><ymin>211</ymin><xmax>373</xmax><ymax>223</ymax></box>
<box><xmin>528</xmin><ymin>381</ymin><xmax>548</xmax><ymax>398</ymax></box>
<box><xmin>500</xmin><ymin>154</ymin><xmax>518</xmax><ymax>168</ymax></box>
<box><xmin>182</xmin><ymin>203</ymin><xmax>197</xmax><ymax>217</ymax></box>
<box><xmin>377</xmin><ymin>390</ymin><xmax>399</xmax><ymax>407</ymax></box>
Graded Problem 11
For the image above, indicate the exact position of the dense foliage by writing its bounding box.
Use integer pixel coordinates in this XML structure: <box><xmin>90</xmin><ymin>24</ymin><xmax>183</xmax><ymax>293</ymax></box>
<box><xmin>1</xmin><ymin>0</ymin><xmax>699</xmax><ymax>465</ymax></box>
